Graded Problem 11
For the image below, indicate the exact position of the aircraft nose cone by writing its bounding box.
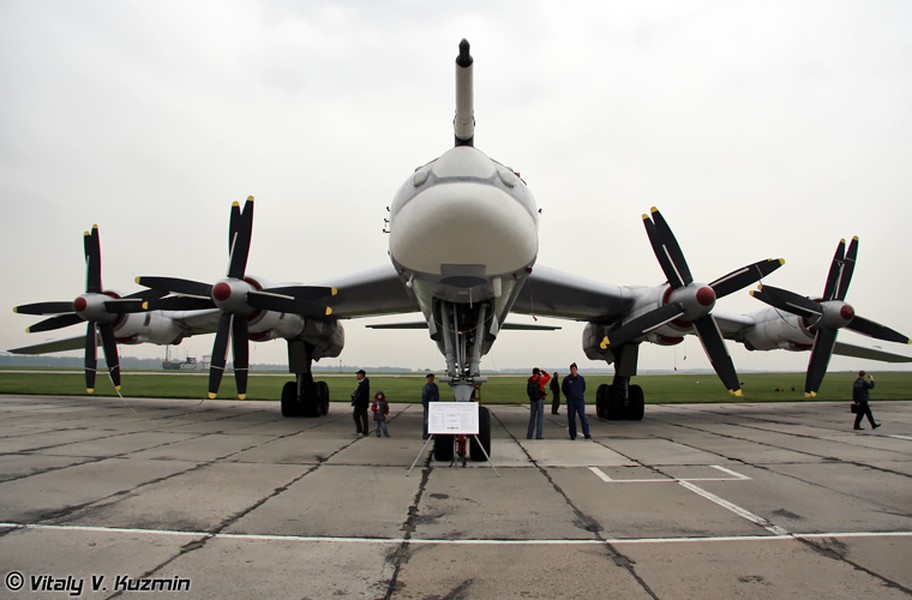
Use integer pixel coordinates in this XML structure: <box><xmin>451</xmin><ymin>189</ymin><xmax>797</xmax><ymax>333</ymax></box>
<box><xmin>841</xmin><ymin>304</ymin><xmax>855</xmax><ymax>321</ymax></box>
<box><xmin>697</xmin><ymin>286</ymin><xmax>716</xmax><ymax>307</ymax></box>
<box><xmin>73</xmin><ymin>297</ymin><xmax>87</xmax><ymax>312</ymax></box>
<box><xmin>213</xmin><ymin>282</ymin><xmax>232</xmax><ymax>302</ymax></box>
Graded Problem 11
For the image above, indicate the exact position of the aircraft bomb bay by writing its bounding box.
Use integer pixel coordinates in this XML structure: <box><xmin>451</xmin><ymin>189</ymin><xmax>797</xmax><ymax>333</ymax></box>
<box><xmin>0</xmin><ymin>395</ymin><xmax>910</xmax><ymax>599</ymax></box>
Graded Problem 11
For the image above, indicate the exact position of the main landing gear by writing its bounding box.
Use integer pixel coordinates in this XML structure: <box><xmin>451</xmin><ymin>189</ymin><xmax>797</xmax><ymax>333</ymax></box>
<box><xmin>282</xmin><ymin>339</ymin><xmax>330</xmax><ymax>418</ymax></box>
<box><xmin>595</xmin><ymin>376</ymin><xmax>645</xmax><ymax>421</ymax></box>
<box><xmin>281</xmin><ymin>374</ymin><xmax>329</xmax><ymax>417</ymax></box>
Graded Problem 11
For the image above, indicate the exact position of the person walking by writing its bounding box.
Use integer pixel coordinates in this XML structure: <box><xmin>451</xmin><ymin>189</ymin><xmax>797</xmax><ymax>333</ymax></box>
<box><xmin>351</xmin><ymin>369</ymin><xmax>370</xmax><ymax>437</ymax></box>
<box><xmin>526</xmin><ymin>367</ymin><xmax>550</xmax><ymax>439</ymax></box>
<box><xmin>562</xmin><ymin>362</ymin><xmax>591</xmax><ymax>440</ymax></box>
<box><xmin>372</xmin><ymin>391</ymin><xmax>391</xmax><ymax>437</ymax></box>
<box><xmin>852</xmin><ymin>370</ymin><xmax>881</xmax><ymax>430</ymax></box>
<box><xmin>421</xmin><ymin>373</ymin><xmax>439</xmax><ymax>440</ymax></box>
<box><xmin>550</xmin><ymin>371</ymin><xmax>561</xmax><ymax>415</ymax></box>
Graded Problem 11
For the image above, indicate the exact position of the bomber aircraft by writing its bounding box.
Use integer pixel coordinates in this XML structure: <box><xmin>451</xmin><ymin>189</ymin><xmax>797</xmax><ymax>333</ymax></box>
<box><xmin>11</xmin><ymin>40</ymin><xmax>911</xmax><ymax>460</ymax></box>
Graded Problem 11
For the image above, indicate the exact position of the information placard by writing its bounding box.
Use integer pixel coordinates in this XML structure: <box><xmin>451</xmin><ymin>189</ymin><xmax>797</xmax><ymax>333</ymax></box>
<box><xmin>428</xmin><ymin>402</ymin><xmax>479</xmax><ymax>435</ymax></box>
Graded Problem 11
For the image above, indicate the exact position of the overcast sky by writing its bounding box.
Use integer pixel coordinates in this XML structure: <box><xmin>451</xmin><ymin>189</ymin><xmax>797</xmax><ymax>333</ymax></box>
<box><xmin>2</xmin><ymin>1</ymin><xmax>911</xmax><ymax>377</ymax></box>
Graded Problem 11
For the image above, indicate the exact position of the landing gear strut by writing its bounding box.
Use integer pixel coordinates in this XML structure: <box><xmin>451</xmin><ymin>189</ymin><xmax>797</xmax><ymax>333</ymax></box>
<box><xmin>282</xmin><ymin>340</ymin><xmax>330</xmax><ymax>418</ymax></box>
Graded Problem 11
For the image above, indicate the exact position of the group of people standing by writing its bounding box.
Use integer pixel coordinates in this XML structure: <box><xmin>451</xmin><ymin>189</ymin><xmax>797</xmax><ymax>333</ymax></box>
<box><xmin>526</xmin><ymin>362</ymin><xmax>590</xmax><ymax>440</ymax></box>
<box><xmin>351</xmin><ymin>369</ymin><xmax>440</xmax><ymax>439</ymax></box>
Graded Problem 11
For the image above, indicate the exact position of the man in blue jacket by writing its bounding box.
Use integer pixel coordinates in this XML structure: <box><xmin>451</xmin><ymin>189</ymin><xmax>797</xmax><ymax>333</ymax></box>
<box><xmin>561</xmin><ymin>362</ymin><xmax>591</xmax><ymax>440</ymax></box>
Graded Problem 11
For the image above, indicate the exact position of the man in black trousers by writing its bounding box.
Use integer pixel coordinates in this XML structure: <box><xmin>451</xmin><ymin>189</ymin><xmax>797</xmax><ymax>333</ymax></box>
<box><xmin>351</xmin><ymin>369</ymin><xmax>371</xmax><ymax>437</ymax></box>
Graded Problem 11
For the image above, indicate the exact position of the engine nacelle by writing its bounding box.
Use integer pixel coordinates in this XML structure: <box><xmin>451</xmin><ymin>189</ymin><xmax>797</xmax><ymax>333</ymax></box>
<box><xmin>739</xmin><ymin>310</ymin><xmax>814</xmax><ymax>352</ymax></box>
<box><xmin>114</xmin><ymin>311</ymin><xmax>186</xmax><ymax>346</ymax></box>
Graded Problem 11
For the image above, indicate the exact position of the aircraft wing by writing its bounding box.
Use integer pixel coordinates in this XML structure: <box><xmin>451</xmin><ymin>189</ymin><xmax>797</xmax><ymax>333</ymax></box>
<box><xmin>323</xmin><ymin>265</ymin><xmax>418</xmax><ymax>318</ymax></box>
<box><xmin>8</xmin><ymin>335</ymin><xmax>88</xmax><ymax>355</ymax></box>
<box><xmin>510</xmin><ymin>265</ymin><xmax>634</xmax><ymax>322</ymax></box>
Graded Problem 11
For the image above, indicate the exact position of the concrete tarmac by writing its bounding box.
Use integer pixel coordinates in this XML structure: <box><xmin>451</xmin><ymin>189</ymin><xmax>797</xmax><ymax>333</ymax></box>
<box><xmin>0</xmin><ymin>394</ymin><xmax>910</xmax><ymax>599</ymax></box>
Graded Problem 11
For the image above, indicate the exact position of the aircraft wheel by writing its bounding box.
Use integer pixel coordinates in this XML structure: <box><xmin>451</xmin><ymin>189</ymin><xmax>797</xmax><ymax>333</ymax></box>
<box><xmin>469</xmin><ymin>405</ymin><xmax>491</xmax><ymax>462</ymax></box>
<box><xmin>300</xmin><ymin>382</ymin><xmax>320</xmax><ymax>418</ymax></box>
<box><xmin>605</xmin><ymin>387</ymin><xmax>625</xmax><ymax>420</ymax></box>
<box><xmin>433</xmin><ymin>434</ymin><xmax>455</xmax><ymax>462</ymax></box>
<box><xmin>626</xmin><ymin>384</ymin><xmax>645</xmax><ymax>421</ymax></box>
<box><xmin>316</xmin><ymin>381</ymin><xmax>330</xmax><ymax>415</ymax></box>
<box><xmin>595</xmin><ymin>384</ymin><xmax>609</xmax><ymax>419</ymax></box>
<box><xmin>281</xmin><ymin>381</ymin><xmax>300</xmax><ymax>417</ymax></box>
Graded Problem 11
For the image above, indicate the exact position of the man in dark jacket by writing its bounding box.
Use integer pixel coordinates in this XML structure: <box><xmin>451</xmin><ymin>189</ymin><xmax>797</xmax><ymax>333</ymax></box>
<box><xmin>421</xmin><ymin>373</ymin><xmax>439</xmax><ymax>440</ymax></box>
<box><xmin>852</xmin><ymin>370</ymin><xmax>880</xmax><ymax>430</ymax></box>
<box><xmin>561</xmin><ymin>362</ymin><xmax>590</xmax><ymax>440</ymax></box>
<box><xmin>351</xmin><ymin>369</ymin><xmax>370</xmax><ymax>437</ymax></box>
<box><xmin>550</xmin><ymin>371</ymin><xmax>561</xmax><ymax>415</ymax></box>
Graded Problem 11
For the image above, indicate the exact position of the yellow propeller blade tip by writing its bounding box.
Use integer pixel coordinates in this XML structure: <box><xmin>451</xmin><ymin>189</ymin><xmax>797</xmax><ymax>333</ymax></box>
<box><xmin>331</xmin><ymin>287</ymin><xmax>338</xmax><ymax>296</ymax></box>
<box><xmin>247</xmin><ymin>195</ymin><xmax>254</xmax><ymax>202</ymax></box>
<box><xmin>804</xmin><ymin>391</ymin><xmax>816</xmax><ymax>398</ymax></box>
<box><xmin>852</xmin><ymin>235</ymin><xmax>859</xmax><ymax>241</ymax></box>
<box><xmin>115</xmin><ymin>385</ymin><xmax>122</xmax><ymax>391</ymax></box>
<box><xmin>135</xmin><ymin>276</ymin><xmax>141</xmax><ymax>284</ymax></box>
<box><xmin>25</xmin><ymin>327</ymin><xmax>32</xmax><ymax>333</ymax></box>
<box><xmin>13</xmin><ymin>307</ymin><xmax>18</xmax><ymax>314</ymax></box>
<box><xmin>777</xmin><ymin>258</ymin><xmax>785</xmax><ymax>266</ymax></box>
<box><xmin>325</xmin><ymin>307</ymin><xmax>333</xmax><ymax>316</ymax></box>
<box><xmin>207</xmin><ymin>392</ymin><xmax>217</xmax><ymax>399</ymax></box>
<box><xmin>86</xmin><ymin>388</ymin><xmax>94</xmax><ymax>395</ymax></box>
<box><xmin>238</xmin><ymin>394</ymin><xmax>247</xmax><ymax>400</ymax></box>
<box><xmin>650</xmin><ymin>206</ymin><xmax>659</xmax><ymax>213</ymax></box>
<box><xmin>231</xmin><ymin>201</ymin><xmax>240</xmax><ymax>208</ymax></box>
<box><xmin>84</xmin><ymin>230</ymin><xmax>91</xmax><ymax>237</ymax></box>
<box><xmin>641</xmin><ymin>213</ymin><xmax>650</xmax><ymax>221</ymax></box>
<box><xmin>599</xmin><ymin>336</ymin><xmax>610</xmax><ymax>350</ymax></box>
<box><xmin>141</xmin><ymin>301</ymin><xmax>149</xmax><ymax>310</ymax></box>
<box><xmin>730</xmin><ymin>389</ymin><xmax>743</xmax><ymax>397</ymax></box>
<box><xmin>906</xmin><ymin>339</ymin><xmax>911</xmax><ymax>345</ymax></box>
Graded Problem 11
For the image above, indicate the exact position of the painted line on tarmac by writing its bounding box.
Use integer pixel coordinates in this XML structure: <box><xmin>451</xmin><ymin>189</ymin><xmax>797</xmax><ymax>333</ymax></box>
<box><xmin>4</xmin><ymin>521</ymin><xmax>910</xmax><ymax>546</ymax></box>
<box><xmin>588</xmin><ymin>464</ymin><xmax>751</xmax><ymax>483</ymax></box>
<box><xmin>677</xmin><ymin>479</ymin><xmax>790</xmax><ymax>536</ymax></box>
<box><xmin>887</xmin><ymin>434</ymin><xmax>912</xmax><ymax>441</ymax></box>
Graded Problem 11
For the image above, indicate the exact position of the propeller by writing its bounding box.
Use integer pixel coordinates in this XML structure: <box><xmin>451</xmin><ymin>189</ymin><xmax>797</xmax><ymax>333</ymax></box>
<box><xmin>137</xmin><ymin>197</ymin><xmax>336</xmax><ymax>400</ymax></box>
<box><xmin>750</xmin><ymin>237</ymin><xmax>910</xmax><ymax>397</ymax></box>
<box><xmin>13</xmin><ymin>225</ymin><xmax>161</xmax><ymax>393</ymax></box>
<box><xmin>602</xmin><ymin>207</ymin><xmax>784</xmax><ymax>396</ymax></box>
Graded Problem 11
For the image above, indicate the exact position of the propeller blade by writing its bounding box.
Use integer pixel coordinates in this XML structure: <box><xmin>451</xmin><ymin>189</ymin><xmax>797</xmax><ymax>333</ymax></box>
<box><xmin>14</xmin><ymin>301</ymin><xmax>75</xmax><ymax>315</ymax></box>
<box><xmin>246</xmin><ymin>289</ymin><xmax>332</xmax><ymax>317</ymax></box>
<box><xmin>232</xmin><ymin>316</ymin><xmax>249</xmax><ymax>399</ymax></box>
<box><xmin>84</xmin><ymin>225</ymin><xmax>102</xmax><ymax>294</ymax></box>
<box><xmin>649</xmin><ymin>207</ymin><xmax>693</xmax><ymax>288</ymax></box>
<box><xmin>693</xmin><ymin>315</ymin><xmax>742</xmax><ymax>395</ymax></box>
<box><xmin>147</xmin><ymin>296</ymin><xmax>217</xmax><ymax>311</ymax></box>
<box><xmin>98</xmin><ymin>322</ymin><xmax>121</xmax><ymax>390</ymax></box>
<box><xmin>846</xmin><ymin>315</ymin><xmax>911</xmax><ymax>344</ymax></box>
<box><xmin>835</xmin><ymin>236</ymin><xmax>858</xmax><ymax>301</ymax></box>
<box><xmin>643</xmin><ymin>213</ymin><xmax>683</xmax><ymax>288</ymax></box>
<box><xmin>752</xmin><ymin>285</ymin><xmax>823</xmax><ymax>320</ymax></box>
<box><xmin>227</xmin><ymin>197</ymin><xmax>254</xmax><ymax>279</ymax></box>
<box><xmin>27</xmin><ymin>313</ymin><xmax>84</xmax><ymax>333</ymax></box>
<box><xmin>208</xmin><ymin>313</ymin><xmax>232</xmax><ymax>399</ymax></box>
<box><xmin>104</xmin><ymin>298</ymin><xmax>148</xmax><ymax>314</ymax></box>
<box><xmin>822</xmin><ymin>239</ymin><xmax>846</xmax><ymax>301</ymax></box>
<box><xmin>137</xmin><ymin>276</ymin><xmax>213</xmax><ymax>298</ymax></box>
<box><xmin>600</xmin><ymin>302</ymin><xmax>685</xmax><ymax>349</ymax></box>
<box><xmin>84</xmin><ymin>322</ymin><xmax>97</xmax><ymax>393</ymax></box>
<box><xmin>804</xmin><ymin>327</ymin><xmax>838</xmax><ymax>397</ymax></box>
<box><xmin>710</xmin><ymin>258</ymin><xmax>785</xmax><ymax>299</ymax></box>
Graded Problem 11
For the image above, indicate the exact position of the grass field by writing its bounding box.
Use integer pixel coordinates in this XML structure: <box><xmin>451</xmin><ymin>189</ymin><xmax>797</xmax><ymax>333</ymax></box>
<box><xmin>1</xmin><ymin>368</ymin><xmax>910</xmax><ymax>404</ymax></box>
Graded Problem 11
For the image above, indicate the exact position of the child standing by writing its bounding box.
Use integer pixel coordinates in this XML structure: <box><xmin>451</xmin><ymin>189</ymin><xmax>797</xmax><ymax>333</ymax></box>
<box><xmin>371</xmin><ymin>391</ymin><xmax>391</xmax><ymax>437</ymax></box>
